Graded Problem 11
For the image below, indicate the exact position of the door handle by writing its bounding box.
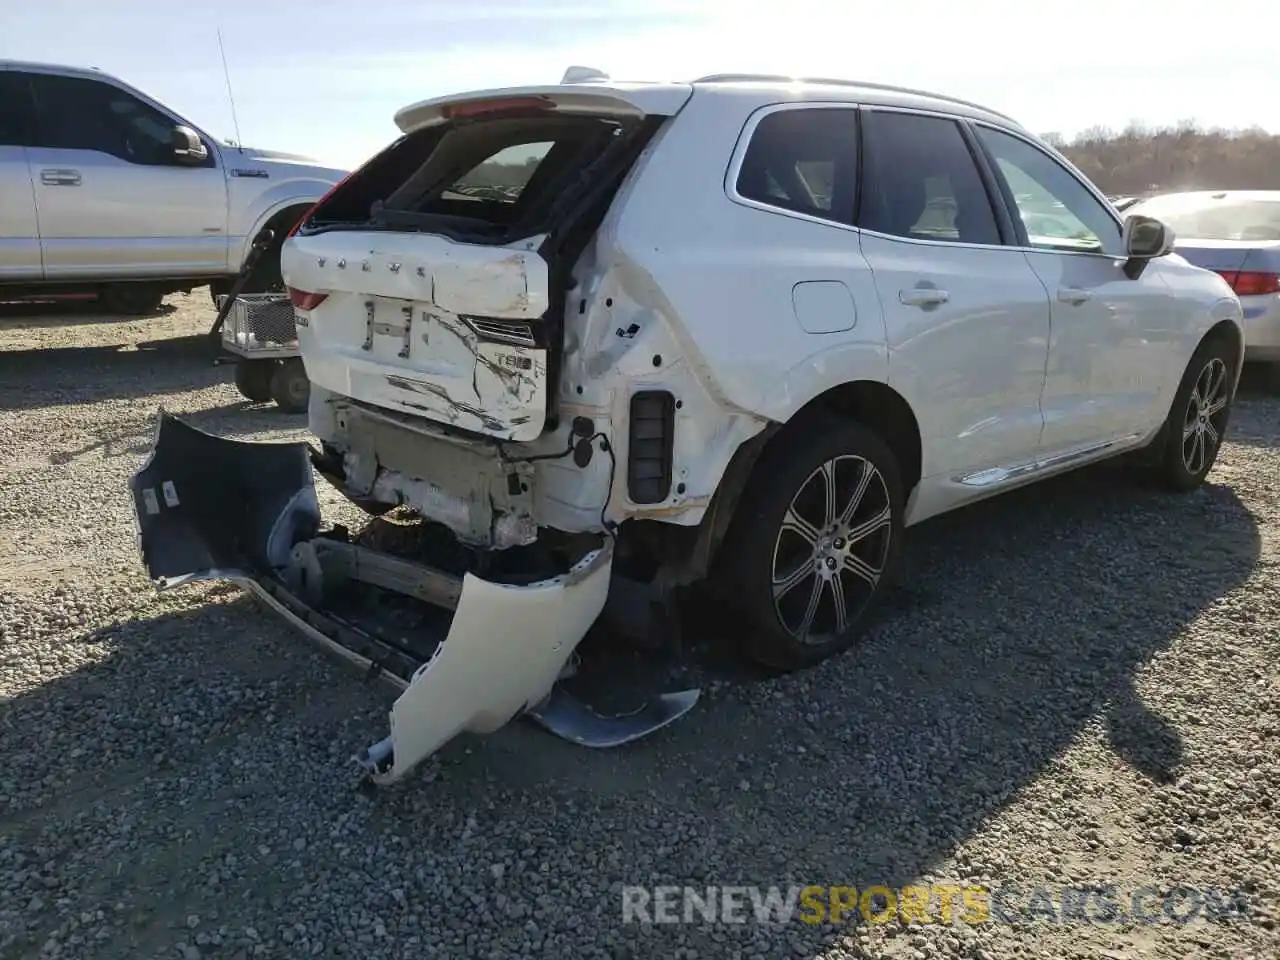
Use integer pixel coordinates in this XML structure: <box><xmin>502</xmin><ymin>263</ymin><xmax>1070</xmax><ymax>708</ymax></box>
<box><xmin>1057</xmin><ymin>287</ymin><xmax>1092</xmax><ymax>305</ymax></box>
<box><xmin>40</xmin><ymin>169</ymin><xmax>82</xmax><ymax>186</ymax></box>
<box><xmin>899</xmin><ymin>287</ymin><xmax>950</xmax><ymax>307</ymax></box>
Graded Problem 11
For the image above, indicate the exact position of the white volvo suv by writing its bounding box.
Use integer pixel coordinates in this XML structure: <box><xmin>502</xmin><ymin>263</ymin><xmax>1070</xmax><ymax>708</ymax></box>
<box><xmin>133</xmin><ymin>70</ymin><xmax>1245</xmax><ymax>784</ymax></box>
<box><xmin>0</xmin><ymin>61</ymin><xmax>346</xmax><ymax>313</ymax></box>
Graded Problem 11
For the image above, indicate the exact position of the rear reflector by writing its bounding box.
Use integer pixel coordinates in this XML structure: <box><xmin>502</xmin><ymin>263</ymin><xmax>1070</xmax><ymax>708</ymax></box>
<box><xmin>288</xmin><ymin>287</ymin><xmax>328</xmax><ymax>311</ymax></box>
<box><xmin>440</xmin><ymin>96</ymin><xmax>555</xmax><ymax>120</ymax></box>
<box><xmin>1215</xmin><ymin>270</ymin><xmax>1280</xmax><ymax>296</ymax></box>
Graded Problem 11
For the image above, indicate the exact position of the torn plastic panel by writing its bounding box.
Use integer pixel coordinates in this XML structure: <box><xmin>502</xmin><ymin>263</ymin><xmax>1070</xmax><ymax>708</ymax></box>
<box><xmin>129</xmin><ymin>411</ymin><xmax>698</xmax><ymax>785</ymax></box>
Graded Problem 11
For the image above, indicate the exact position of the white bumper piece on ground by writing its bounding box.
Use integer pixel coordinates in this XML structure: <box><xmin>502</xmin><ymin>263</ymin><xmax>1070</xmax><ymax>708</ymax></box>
<box><xmin>355</xmin><ymin>543</ymin><xmax>614</xmax><ymax>784</ymax></box>
<box><xmin>129</xmin><ymin>412</ymin><xmax>698</xmax><ymax>786</ymax></box>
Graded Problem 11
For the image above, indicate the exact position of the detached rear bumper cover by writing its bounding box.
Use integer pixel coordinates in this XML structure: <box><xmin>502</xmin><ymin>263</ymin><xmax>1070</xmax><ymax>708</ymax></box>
<box><xmin>128</xmin><ymin>412</ymin><xmax>653</xmax><ymax>785</ymax></box>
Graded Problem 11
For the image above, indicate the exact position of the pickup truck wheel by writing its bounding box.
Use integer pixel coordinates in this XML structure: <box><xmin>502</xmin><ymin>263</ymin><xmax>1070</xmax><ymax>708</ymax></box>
<box><xmin>270</xmin><ymin>358</ymin><xmax>309</xmax><ymax>414</ymax></box>
<box><xmin>1152</xmin><ymin>338</ymin><xmax>1235</xmax><ymax>492</ymax></box>
<box><xmin>100</xmin><ymin>284</ymin><xmax>164</xmax><ymax>316</ymax></box>
<box><xmin>208</xmin><ymin>279</ymin><xmax>232</xmax><ymax>307</ymax></box>
<box><xmin>717</xmin><ymin>418</ymin><xmax>905</xmax><ymax>671</ymax></box>
<box><xmin>233</xmin><ymin>360</ymin><xmax>275</xmax><ymax>403</ymax></box>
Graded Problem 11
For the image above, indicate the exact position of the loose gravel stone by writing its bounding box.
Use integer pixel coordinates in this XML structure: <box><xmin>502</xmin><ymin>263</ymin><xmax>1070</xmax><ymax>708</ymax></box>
<box><xmin>0</xmin><ymin>295</ymin><xmax>1277</xmax><ymax>960</ymax></box>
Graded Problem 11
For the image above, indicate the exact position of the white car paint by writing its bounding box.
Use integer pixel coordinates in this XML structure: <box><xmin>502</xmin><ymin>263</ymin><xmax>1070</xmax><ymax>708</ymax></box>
<box><xmin>0</xmin><ymin>60</ymin><xmax>346</xmax><ymax>285</ymax></box>
<box><xmin>262</xmin><ymin>73</ymin><xmax>1244</xmax><ymax>783</ymax></box>
<box><xmin>292</xmin><ymin>77</ymin><xmax>1237</xmax><ymax>533</ymax></box>
<box><xmin>357</xmin><ymin>542</ymin><xmax>614</xmax><ymax>784</ymax></box>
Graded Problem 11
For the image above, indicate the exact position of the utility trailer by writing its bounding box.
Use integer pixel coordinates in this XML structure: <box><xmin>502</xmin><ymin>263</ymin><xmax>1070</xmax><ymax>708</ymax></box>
<box><xmin>216</xmin><ymin>292</ymin><xmax>310</xmax><ymax>413</ymax></box>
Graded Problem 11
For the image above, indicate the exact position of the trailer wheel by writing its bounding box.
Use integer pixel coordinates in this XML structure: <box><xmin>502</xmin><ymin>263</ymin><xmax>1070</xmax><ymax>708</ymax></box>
<box><xmin>270</xmin><ymin>358</ymin><xmax>310</xmax><ymax>414</ymax></box>
<box><xmin>234</xmin><ymin>360</ymin><xmax>275</xmax><ymax>403</ymax></box>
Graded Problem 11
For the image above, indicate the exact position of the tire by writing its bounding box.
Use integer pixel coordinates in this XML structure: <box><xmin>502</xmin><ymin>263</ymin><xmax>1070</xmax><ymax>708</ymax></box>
<box><xmin>715</xmin><ymin>416</ymin><xmax>906</xmax><ymax>671</ymax></box>
<box><xmin>234</xmin><ymin>360</ymin><xmax>275</xmax><ymax>403</ymax></box>
<box><xmin>270</xmin><ymin>358</ymin><xmax>310</xmax><ymax>414</ymax></box>
<box><xmin>100</xmin><ymin>284</ymin><xmax>164</xmax><ymax>316</ymax></box>
<box><xmin>1151</xmin><ymin>336</ymin><xmax>1236</xmax><ymax>492</ymax></box>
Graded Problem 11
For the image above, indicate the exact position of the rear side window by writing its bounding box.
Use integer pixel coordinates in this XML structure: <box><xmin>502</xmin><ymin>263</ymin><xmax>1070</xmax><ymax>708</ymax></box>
<box><xmin>735</xmin><ymin>108</ymin><xmax>858</xmax><ymax>224</ymax></box>
<box><xmin>858</xmin><ymin>110</ymin><xmax>1001</xmax><ymax>245</ymax></box>
<box><xmin>0</xmin><ymin>73</ymin><xmax>37</xmax><ymax>146</ymax></box>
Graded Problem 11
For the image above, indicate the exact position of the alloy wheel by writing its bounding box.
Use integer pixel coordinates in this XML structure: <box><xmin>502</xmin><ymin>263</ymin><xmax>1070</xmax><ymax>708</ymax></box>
<box><xmin>770</xmin><ymin>455</ymin><xmax>893</xmax><ymax>645</ymax></box>
<box><xmin>1181</xmin><ymin>357</ymin><xmax>1230</xmax><ymax>475</ymax></box>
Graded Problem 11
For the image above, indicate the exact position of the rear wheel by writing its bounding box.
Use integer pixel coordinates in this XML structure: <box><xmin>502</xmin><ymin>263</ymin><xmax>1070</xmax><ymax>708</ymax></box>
<box><xmin>716</xmin><ymin>417</ymin><xmax>905</xmax><ymax>671</ymax></box>
<box><xmin>100</xmin><ymin>284</ymin><xmax>164</xmax><ymax>316</ymax></box>
<box><xmin>1151</xmin><ymin>337</ymin><xmax>1236</xmax><ymax>491</ymax></box>
<box><xmin>270</xmin><ymin>358</ymin><xmax>309</xmax><ymax>413</ymax></box>
<box><xmin>234</xmin><ymin>360</ymin><xmax>275</xmax><ymax>403</ymax></box>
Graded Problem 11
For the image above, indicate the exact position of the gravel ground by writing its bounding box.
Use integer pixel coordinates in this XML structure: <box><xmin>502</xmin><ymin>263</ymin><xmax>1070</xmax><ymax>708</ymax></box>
<box><xmin>0</xmin><ymin>294</ymin><xmax>1277</xmax><ymax>960</ymax></box>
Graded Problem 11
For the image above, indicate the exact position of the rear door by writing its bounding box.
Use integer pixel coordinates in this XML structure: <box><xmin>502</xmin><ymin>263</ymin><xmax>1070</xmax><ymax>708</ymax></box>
<box><xmin>283</xmin><ymin>86</ymin><xmax>691</xmax><ymax>442</ymax></box>
<box><xmin>25</xmin><ymin>71</ymin><xmax>229</xmax><ymax>279</ymax></box>
<box><xmin>857</xmin><ymin>108</ymin><xmax>1052</xmax><ymax>484</ymax></box>
<box><xmin>0</xmin><ymin>70</ymin><xmax>42</xmax><ymax>279</ymax></box>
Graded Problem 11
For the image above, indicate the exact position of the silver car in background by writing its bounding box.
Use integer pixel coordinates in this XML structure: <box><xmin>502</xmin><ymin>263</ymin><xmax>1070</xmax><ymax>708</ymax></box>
<box><xmin>1125</xmin><ymin>190</ymin><xmax>1280</xmax><ymax>389</ymax></box>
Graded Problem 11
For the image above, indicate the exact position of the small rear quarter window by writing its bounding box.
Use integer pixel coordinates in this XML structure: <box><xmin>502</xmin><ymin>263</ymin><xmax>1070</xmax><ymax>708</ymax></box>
<box><xmin>735</xmin><ymin>108</ymin><xmax>858</xmax><ymax>225</ymax></box>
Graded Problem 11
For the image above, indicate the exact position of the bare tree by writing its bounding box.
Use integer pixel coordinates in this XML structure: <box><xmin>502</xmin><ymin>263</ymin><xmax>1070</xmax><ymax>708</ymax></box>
<box><xmin>1052</xmin><ymin>122</ymin><xmax>1280</xmax><ymax>195</ymax></box>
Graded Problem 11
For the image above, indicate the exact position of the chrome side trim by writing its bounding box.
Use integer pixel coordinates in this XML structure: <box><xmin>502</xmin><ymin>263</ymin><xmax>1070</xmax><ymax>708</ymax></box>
<box><xmin>956</xmin><ymin>434</ymin><xmax>1144</xmax><ymax>487</ymax></box>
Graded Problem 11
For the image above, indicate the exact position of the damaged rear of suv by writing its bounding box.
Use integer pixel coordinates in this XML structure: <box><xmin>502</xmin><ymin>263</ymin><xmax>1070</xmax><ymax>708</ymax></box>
<box><xmin>134</xmin><ymin>69</ymin><xmax>1235</xmax><ymax>785</ymax></box>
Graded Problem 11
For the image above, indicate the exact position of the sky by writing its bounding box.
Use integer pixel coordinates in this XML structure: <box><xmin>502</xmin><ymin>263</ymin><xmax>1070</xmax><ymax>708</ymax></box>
<box><xmin>4</xmin><ymin>0</ymin><xmax>1279</xmax><ymax>172</ymax></box>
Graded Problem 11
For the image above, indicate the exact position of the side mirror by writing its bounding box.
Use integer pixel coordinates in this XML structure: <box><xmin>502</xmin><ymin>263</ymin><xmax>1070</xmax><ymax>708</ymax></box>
<box><xmin>1121</xmin><ymin>214</ymin><xmax>1174</xmax><ymax>278</ymax></box>
<box><xmin>171</xmin><ymin>125</ymin><xmax>209</xmax><ymax>165</ymax></box>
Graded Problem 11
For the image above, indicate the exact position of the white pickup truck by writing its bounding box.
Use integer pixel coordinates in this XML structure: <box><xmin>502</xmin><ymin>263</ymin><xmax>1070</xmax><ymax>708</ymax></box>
<box><xmin>0</xmin><ymin>60</ymin><xmax>347</xmax><ymax>313</ymax></box>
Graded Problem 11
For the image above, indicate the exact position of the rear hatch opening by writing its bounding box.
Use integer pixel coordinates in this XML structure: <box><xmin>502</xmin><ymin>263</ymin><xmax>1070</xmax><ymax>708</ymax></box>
<box><xmin>283</xmin><ymin>92</ymin><xmax>677</xmax><ymax>442</ymax></box>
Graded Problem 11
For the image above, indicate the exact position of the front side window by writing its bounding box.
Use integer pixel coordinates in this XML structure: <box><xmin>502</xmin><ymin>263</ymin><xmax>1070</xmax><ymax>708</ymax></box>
<box><xmin>29</xmin><ymin>74</ymin><xmax>190</xmax><ymax>166</ymax></box>
<box><xmin>734</xmin><ymin>107</ymin><xmax>858</xmax><ymax>225</ymax></box>
<box><xmin>975</xmin><ymin>126</ymin><xmax>1122</xmax><ymax>255</ymax></box>
<box><xmin>858</xmin><ymin>110</ymin><xmax>1001</xmax><ymax>245</ymax></box>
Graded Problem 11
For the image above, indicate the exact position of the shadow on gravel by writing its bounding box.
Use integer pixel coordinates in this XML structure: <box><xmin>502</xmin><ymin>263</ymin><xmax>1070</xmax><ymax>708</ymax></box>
<box><xmin>45</xmin><ymin>401</ymin><xmax>304</xmax><ymax>465</ymax></box>
<box><xmin>0</xmin><ymin>460</ymin><xmax>1262</xmax><ymax>958</ymax></box>
<box><xmin>0</xmin><ymin>299</ymin><xmax>177</xmax><ymax>329</ymax></box>
<box><xmin>0</xmin><ymin>333</ymin><xmax>224</xmax><ymax>411</ymax></box>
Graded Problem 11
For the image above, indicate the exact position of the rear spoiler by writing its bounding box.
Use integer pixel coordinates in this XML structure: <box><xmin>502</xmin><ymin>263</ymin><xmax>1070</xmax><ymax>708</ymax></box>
<box><xmin>393</xmin><ymin>83</ymin><xmax>694</xmax><ymax>134</ymax></box>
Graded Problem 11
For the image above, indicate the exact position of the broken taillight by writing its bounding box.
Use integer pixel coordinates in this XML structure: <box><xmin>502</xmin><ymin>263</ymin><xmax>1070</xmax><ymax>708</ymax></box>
<box><xmin>440</xmin><ymin>96</ymin><xmax>555</xmax><ymax>120</ymax></box>
<box><xmin>288</xmin><ymin>287</ymin><xmax>328</xmax><ymax>311</ymax></box>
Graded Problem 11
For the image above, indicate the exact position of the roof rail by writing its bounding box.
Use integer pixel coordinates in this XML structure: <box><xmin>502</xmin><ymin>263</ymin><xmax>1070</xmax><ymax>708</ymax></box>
<box><xmin>691</xmin><ymin>73</ymin><xmax>1017</xmax><ymax>124</ymax></box>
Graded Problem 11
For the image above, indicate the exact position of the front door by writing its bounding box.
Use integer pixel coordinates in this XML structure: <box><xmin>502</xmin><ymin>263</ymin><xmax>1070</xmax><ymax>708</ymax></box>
<box><xmin>23</xmin><ymin>71</ymin><xmax>229</xmax><ymax>279</ymax></box>
<box><xmin>972</xmin><ymin>124</ymin><xmax>1176</xmax><ymax>453</ymax></box>
<box><xmin>857</xmin><ymin>108</ymin><xmax>1051</xmax><ymax>484</ymax></box>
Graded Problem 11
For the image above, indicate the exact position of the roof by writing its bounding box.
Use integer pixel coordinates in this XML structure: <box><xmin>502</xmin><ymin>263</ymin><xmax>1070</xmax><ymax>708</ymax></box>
<box><xmin>687</xmin><ymin>73</ymin><xmax>1020</xmax><ymax>127</ymax></box>
<box><xmin>0</xmin><ymin>59</ymin><xmax>116</xmax><ymax>80</ymax></box>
